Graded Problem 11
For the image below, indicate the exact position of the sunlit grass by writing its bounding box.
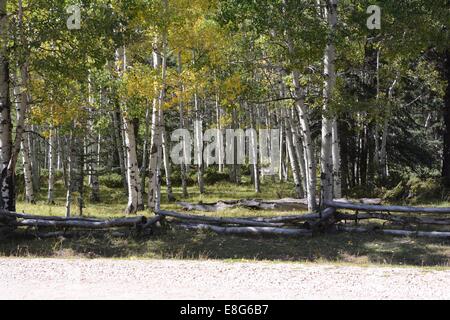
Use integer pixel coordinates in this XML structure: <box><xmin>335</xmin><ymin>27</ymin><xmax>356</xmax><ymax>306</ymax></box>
<box><xmin>8</xmin><ymin>178</ymin><xmax>450</xmax><ymax>267</ymax></box>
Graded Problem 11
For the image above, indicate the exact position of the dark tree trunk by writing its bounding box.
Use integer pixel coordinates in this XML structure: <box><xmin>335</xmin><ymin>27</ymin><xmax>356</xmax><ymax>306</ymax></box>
<box><xmin>339</xmin><ymin>118</ymin><xmax>349</xmax><ymax>195</ymax></box>
<box><xmin>442</xmin><ymin>49</ymin><xmax>450</xmax><ymax>188</ymax></box>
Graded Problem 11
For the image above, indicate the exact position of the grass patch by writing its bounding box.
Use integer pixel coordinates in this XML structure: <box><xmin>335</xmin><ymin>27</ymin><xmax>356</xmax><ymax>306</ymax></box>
<box><xmin>4</xmin><ymin>179</ymin><xmax>450</xmax><ymax>267</ymax></box>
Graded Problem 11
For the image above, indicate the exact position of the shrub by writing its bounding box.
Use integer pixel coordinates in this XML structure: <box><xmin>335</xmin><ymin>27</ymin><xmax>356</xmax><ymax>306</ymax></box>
<box><xmin>383</xmin><ymin>175</ymin><xmax>446</xmax><ymax>203</ymax></box>
<box><xmin>99</xmin><ymin>173</ymin><xmax>124</xmax><ymax>189</ymax></box>
<box><xmin>406</xmin><ymin>177</ymin><xmax>442</xmax><ymax>203</ymax></box>
<box><xmin>383</xmin><ymin>181</ymin><xmax>407</xmax><ymax>201</ymax></box>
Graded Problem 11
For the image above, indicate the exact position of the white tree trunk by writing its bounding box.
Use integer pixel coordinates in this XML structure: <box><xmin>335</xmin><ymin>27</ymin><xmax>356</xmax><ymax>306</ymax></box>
<box><xmin>65</xmin><ymin>130</ymin><xmax>75</xmax><ymax>218</ymax></box>
<box><xmin>87</xmin><ymin>79</ymin><xmax>100</xmax><ymax>202</ymax></box>
<box><xmin>194</xmin><ymin>93</ymin><xmax>205</xmax><ymax>192</ymax></box>
<box><xmin>22</xmin><ymin>131</ymin><xmax>34</xmax><ymax>204</ymax></box>
<box><xmin>332</xmin><ymin>119</ymin><xmax>341</xmax><ymax>198</ymax></box>
<box><xmin>281</xmin><ymin>3</ymin><xmax>317</xmax><ymax>210</ymax></box>
<box><xmin>177</xmin><ymin>51</ymin><xmax>189</xmax><ymax>198</ymax></box>
<box><xmin>162</xmin><ymin>128</ymin><xmax>175</xmax><ymax>201</ymax></box>
<box><xmin>0</xmin><ymin>0</ymin><xmax>13</xmax><ymax>211</ymax></box>
<box><xmin>320</xmin><ymin>0</ymin><xmax>338</xmax><ymax>204</ymax></box>
<box><xmin>292</xmin><ymin>70</ymin><xmax>317</xmax><ymax>211</ymax></box>
<box><xmin>112</xmin><ymin>109</ymin><xmax>127</xmax><ymax>193</ymax></box>
<box><xmin>116</xmin><ymin>46</ymin><xmax>143</xmax><ymax>214</ymax></box>
<box><xmin>283</xmin><ymin>108</ymin><xmax>303</xmax><ymax>198</ymax></box>
<box><xmin>148</xmin><ymin>31</ymin><xmax>167</xmax><ymax>212</ymax></box>
<box><xmin>291</xmin><ymin>108</ymin><xmax>308</xmax><ymax>194</ymax></box>
<box><xmin>47</xmin><ymin>128</ymin><xmax>57</xmax><ymax>204</ymax></box>
<box><xmin>123</xmin><ymin>117</ymin><xmax>143</xmax><ymax>213</ymax></box>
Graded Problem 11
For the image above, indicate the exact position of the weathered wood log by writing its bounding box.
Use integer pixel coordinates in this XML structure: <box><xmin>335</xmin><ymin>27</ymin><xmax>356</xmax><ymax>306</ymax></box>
<box><xmin>177</xmin><ymin>198</ymin><xmax>310</xmax><ymax>212</ymax></box>
<box><xmin>178</xmin><ymin>198</ymin><xmax>382</xmax><ymax>212</ymax></box>
<box><xmin>334</xmin><ymin>198</ymin><xmax>382</xmax><ymax>205</ymax></box>
<box><xmin>175</xmin><ymin>223</ymin><xmax>312</xmax><ymax>237</ymax></box>
<box><xmin>337</xmin><ymin>225</ymin><xmax>450</xmax><ymax>239</ymax></box>
<box><xmin>177</xmin><ymin>201</ymin><xmax>235</xmax><ymax>212</ymax></box>
<box><xmin>0</xmin><ymin>210</ymin><xmax>102</xmax><ymax>222</ymax></box>
<box><xmin>336</xmin><ymin>212</ymin><xmax>450</xmax><ymax>225</ymax></box>
<box><xmin>156</xmin><ymin>210</ymin><xmax>285</xmax><ymax>227</ymax></box>
<box><xmin>15</xmin><ymin>216</ymin><xmax>147</xmax><ymax>229</ymax></box>
<box><xmin>325</xmin><ymin>200</ymin><xmax>450</xmax><ymax>214</ymax></box>
<box><xmin>241</xmin><ymin>213</ymin><xmax>321</xmax><ymax>223</ymax></box>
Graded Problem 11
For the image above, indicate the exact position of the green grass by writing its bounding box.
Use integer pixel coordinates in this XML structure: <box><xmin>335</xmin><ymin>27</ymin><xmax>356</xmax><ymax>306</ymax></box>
<box><xmin>3</xmin><ymin>178</ymin><xmax>450</xmax><ymax>268</ymax></box>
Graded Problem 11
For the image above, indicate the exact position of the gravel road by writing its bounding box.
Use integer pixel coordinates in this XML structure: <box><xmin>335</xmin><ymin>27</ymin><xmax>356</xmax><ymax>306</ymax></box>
<box><xmin>0</xmin><ymin>258</ymin><xmax>449</xmax><ymax>300</ymax></box>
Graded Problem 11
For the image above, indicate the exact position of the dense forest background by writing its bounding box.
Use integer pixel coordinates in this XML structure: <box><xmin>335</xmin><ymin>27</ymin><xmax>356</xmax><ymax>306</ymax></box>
<box><xmin>0</xmin><ymin>0</ymin><xmax>448</xmax><ymax>217</ymax></box>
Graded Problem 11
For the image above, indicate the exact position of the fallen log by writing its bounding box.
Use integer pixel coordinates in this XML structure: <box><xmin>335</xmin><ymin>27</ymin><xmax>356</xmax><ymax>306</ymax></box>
<box><xmin>177</xmin><ymin>201</ymin><xmax>235</xmax><ymax>212</ymax></box>
<box><xmin>240</xmin><ymin>213</ymin><xmax>321</xmax><ymax>223</ymax></box>
<box><xmin>337</xmin><ymin>225</ymin><xmax>450</xmax><ymax>239</ymax></box>
<box><xmin>336</xmin><ymin>212</ymin><xmax>450</xmax><ymax>225</ymax></box>
<box><xmin>178</xmin><ymin>198</ymin><xmax>382</xmax><ymax>212</ymax></box>
<box><xmin>157</xmin><ymin>210</ymin><xmax>285</xmax><ymax>227</ymax></box>
<box><xmin>15</xmin><ymin>216</ymin><xmax>147</xmax><ymax>229</ymax></box>
<box><xmin>334</xmin><ymin>198</ymin><xmax>382</xmax><ymax>205</ymax></box>
<box><xmin>325</xmin><ymin>201</ymin><xmax>450</xmax><ymax>214</ymax></box>
<box><xmin>0</xmin><ymin>210</ymin><xmax>103</xmax><ymax>222</ymax></box>
<box><xmin>175</xmin><ymin>223</ymin><xmax>312</xmax><ymax>237</ymax></box>
<box><xmin>177</xmin><ymin>198</ymin><xmax>310</xmax><ymax>212</ymax></box>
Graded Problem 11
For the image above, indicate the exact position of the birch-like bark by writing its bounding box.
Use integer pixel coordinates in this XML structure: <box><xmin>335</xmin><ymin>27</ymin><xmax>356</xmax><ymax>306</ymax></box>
<box><xmin>320</xmin><ymin>0</ymin><xmax>338</xmax><ymax>204</ymax></box>
<box><xmin>249</xmin><ymin>105</ymin><xmax>260</xmax><ymax>193</ymax></box>
<box><xmin>215</xmin><ymin>91</ymin><xmax>224</xmax><ymax>173</ymax></box>
<box><xmin>177</xmin><ymin>52</ymin><xmax>189</xmax><ymax>198</ymax></box>
<box><xmin>0</xmin><ymin>0</ymin><xmax>13</xmax><ymax>211</ymax></box>
<box><xmin>65</xmin><ymin>130</ymin><xmax>74</xmax><ymax>218</ymax></box>
<box><xmin>21</xmin><ymin>130</ymin><xmax>34</xmax><ymax>204</ymax></box>
<box><xmin>30</xmin><ymin>124</ymin><xmax>40</xmax><ymax>192</ymax></box>
<box><xmin>47</xmin><ymin>128</ymin><xmax>57</xmax><ymax>204</ymax></box>
<box><xmin>292</xmin><ymin>71</ymin><xmax>317</xmax><ymax>211</ymax></box>
<box><xmin>291</xmin><ymin>108</ymin><xmax>307</xmax><ymax>194</ymax></box>
<box><xmin>112</xmin><ymin>109</ymin><xmax>127</xmax><ymax>193</ymax></box>
<box><xmin>123</xmin><ymin>117</ymin><xmax>143</xmax><ymax>213</ymax></box>
<box><xmin>194</xmin><ymin>93</ymin><xmax>206</xmax><ymax>192</ymax></box>
<box><xmin>331</xmin><ymin>119</ymin><xmax>341</xmax><ymax>197</ymax></box>
<box><xmin>162</xmin><ymin>128</ymin><xmax>175</xmax><ymax>201</ymax></box>
<box><xmin>87</xmin><ymin>79</ymin><xmax>100</xmax><ymax>202</ymax></box>
<box><xmin>148</xmin><ymin>30</ymin><xmax>167</xmax><ymax>211</ymax></box>
<box><xmin>283</xmin><ymin>108</ymin><xmax>304</xmax><ymax>198</ymax></box>
<box><xmin>116</xmin><ymin>47</ymin><xmax>143</xmax><ymax>214</ymax></box>
<box><xmin>281</xmin><ymin>0</ymin><xmax>317</xmax><ymax>211</ymax></box>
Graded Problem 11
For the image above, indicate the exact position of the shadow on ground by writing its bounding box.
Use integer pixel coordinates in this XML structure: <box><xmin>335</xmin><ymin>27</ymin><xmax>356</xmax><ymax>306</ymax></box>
<box><xmin>1</xmin><ymin>228</ymin><xmax>449</xmax><ymax>267</ymax></box>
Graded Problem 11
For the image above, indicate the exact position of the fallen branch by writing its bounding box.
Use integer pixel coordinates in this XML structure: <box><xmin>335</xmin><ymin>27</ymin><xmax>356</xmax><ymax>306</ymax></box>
<box><xmin>14</xmin><ymin>216</ymin><xmax>147</xmax><ymax>229</ymax></box>
<box><xmin>325</xmin><ymin>201</ymin><xmax>450</xmax><ymax>214</ymax></box>
<box><xmin>334</xmin><ymin>198</ymin><xmax>382</xmax><ymax>205</ymax></box>
<box><xmin>0</xmin><ymin>210</ymin><xmax>102</xmax><ymax>222</ymax></box>
<box><xmin>240</xmin><ymin>213</ymin><xmax>321</xmax><ymax>223</ymax></box>
<box><xmin>157</xmin><ymin>210</ymin><xmax>284</xmax><ymax>227</ymax></box>
<box><xmin>175</xmin><ymin>223</ymin><xmax>312</xmax><ymax>237</ymax></box>
<box><xmin>178</xmin><ymin>198</ymin><xmax>382</xmax><ymax>212</ymax></box>
<box><xmin>177</xmin><ymin>198</ymin><xmax>310</xmax><ymax>212</ymax></box>
<box><xmin>337</xmin><ymin>225</ymin><xmax>450</xmax><ymax>239</ymax></box>
<box><xmin>336</xmin><ymin>212</ymin><xmax>450</xmax><ymax>225</ymax></box>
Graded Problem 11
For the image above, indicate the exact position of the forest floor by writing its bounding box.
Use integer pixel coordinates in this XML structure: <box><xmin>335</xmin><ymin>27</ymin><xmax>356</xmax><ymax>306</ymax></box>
<box><xmin>2</xmin><ymin>179</ymin><xmax>450</xmax><ymax>268</ymax></box>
